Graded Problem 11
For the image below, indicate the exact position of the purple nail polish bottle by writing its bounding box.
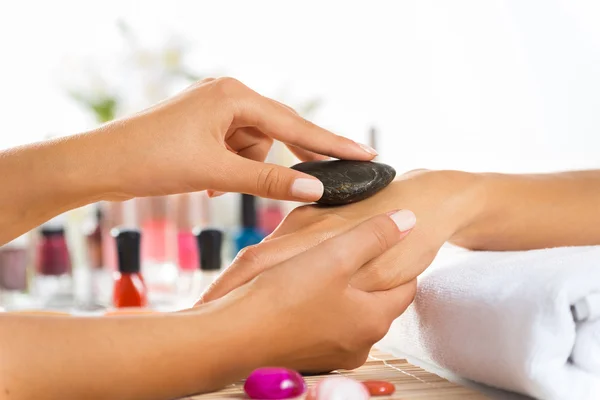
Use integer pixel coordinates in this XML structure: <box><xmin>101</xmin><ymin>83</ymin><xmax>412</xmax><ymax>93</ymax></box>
<box><xmin>34</xmin><ymin>220</ymin><xmax>73</xmax><ymax>308</ymax></box>
<box><xmin>0</xmin><ymin>234</ymin><xmax>30</xmax><ymax>308</ymax></box>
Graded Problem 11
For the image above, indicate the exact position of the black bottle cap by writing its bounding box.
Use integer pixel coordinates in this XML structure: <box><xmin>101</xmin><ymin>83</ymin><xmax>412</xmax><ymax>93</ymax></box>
<box><xmin>195</xmin><ymin>229</ymin><xmax>223</xmax><ymax>271</ymax></box>
<box><xmin>113</xmin><ymin>229</ymin><xmax>141</xmax><ymax>274</ymax></box>
<box><xmin>95</xmin><ymin>205</ymin><xmax>103</xmax><ymax>223</ymax></box>
<box><xmin>40</xmin><ymin>226</ymin><xmax>65</xmax><ymax>237</ymax></box>
<box><xmin>241</xmin><ymin>194</ymin><xmax>257</xmax><ymax>228</ymax></box>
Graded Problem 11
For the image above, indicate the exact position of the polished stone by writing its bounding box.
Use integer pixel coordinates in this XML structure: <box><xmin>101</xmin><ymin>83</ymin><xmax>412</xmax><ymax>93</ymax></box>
<box><xmin>243</xmin><ymin>367</ymin><xmax>306</xmax><ymax>399</ymax></box>
<box><xmin>291</xmin><ymin>160</ymin><xmax>396</xmax><ymax>206</ymax></box>
<box><xmin>306</xmin><ymin>377</ymin><xmax>370</xmax><ymax>400</ymax></box>
<box><xmin>363</xmin><ymin>380</ymin><xmax>396</xmax><ymax>395</ymax></box>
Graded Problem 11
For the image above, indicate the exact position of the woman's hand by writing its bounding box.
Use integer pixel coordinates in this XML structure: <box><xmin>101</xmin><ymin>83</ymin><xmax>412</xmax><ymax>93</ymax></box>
<box><xmin>0</xmin><ymin>212</ymin><xmax>415</xmax><ymax>400</ymax></box>
<box><xmin>200</xmin><ymin>170</ymin><xmax>484</xmax><ymax>302</ymax></box>
<box><xmin>212</xmin><ymin>211</ymin><xmax>417</xmax><ymax>375</ymax></box>
<box><xmin>0</xmin><ymin>77</ymin><xmax>377</xmax><ymax>244</ymax></box>
<box><xmin>99</xmin><ymin>77</ymin><xmax>376</xmax><ymax>201</ymax></box>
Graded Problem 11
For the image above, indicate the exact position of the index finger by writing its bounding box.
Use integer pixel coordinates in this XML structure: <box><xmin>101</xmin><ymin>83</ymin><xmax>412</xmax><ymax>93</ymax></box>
<box><xmin>229</xmin><ymin>81</ymin><xmax>377</xmax><ymax>160</ymax></box>
<box><xmin>280</xmin><ymin>210</ymin><xmax>416</xmax><ymax>278</ymax></box>
<box><xmin>198</xmin><ymin>225</ymin><xmax>338</xmax><ymax>304</ymax></box>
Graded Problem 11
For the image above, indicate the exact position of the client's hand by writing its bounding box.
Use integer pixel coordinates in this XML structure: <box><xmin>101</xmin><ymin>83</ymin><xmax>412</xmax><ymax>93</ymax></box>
<box><xmin>214</xmin><ymin>212</ymin><xmax>417</xmax><ymax>374</ymax></box>
<box><xmin>200</xmin><ymin>170</ymin><xmax>484</xmax><ymax>302</ymax></box>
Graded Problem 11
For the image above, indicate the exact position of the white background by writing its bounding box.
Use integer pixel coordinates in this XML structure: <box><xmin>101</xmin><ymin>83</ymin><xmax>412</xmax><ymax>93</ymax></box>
<box><xmin>1</xmin><ymin>0</ymin><xmax>599</xmax><ymax>174</ymax></box>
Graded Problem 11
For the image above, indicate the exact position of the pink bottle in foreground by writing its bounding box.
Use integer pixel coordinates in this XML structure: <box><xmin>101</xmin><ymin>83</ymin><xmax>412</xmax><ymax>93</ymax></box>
<box><xmin>306</xmin><ymin>376</ymin><xmax>370</xmax><ymax>400</ymax></box>
<box><xmin>244</xmin><ymin>367</ymin><xmax>306</xmax><ymax>399</ymax></box>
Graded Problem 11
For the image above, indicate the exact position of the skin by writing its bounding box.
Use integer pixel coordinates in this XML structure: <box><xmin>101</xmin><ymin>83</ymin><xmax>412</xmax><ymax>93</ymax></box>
<box><xmin>0</xmin><ymin>77</ymin><xmax>377</xmax><ymax>245</ymax></box>
<box><xmin>0</xmin><ymin>77</ymin><xmax>408</xmax><ymax>399</ymax></box>
<box><xmin>0</xmin><ymin>213</ymin><xmax>416</xmax><ymax>399</ymax></box>
<box><xmin>201</xmin><ymin>168</ymin><xmax>600</xmax><ymax>302</ymax></box>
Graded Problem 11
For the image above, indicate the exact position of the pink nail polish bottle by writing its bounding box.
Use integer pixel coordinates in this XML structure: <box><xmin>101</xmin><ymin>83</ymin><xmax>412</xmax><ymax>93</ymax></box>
<box><xmin>258</xmin><ymin>199</ymin><xmax>285</xmax><ymax>236</ymax></box>
<box><xmin>175</xmin><ymin>193</ymin><xmax>210</xmax><ymax>300</ymax></box>
<box><xmin>0</xmin><ymin>234</ymin><xmax>30</xmax><ymax>309</ymax></box>
<box><xmin>138</xmin><ymin>196</ymin><xmax>178</xmax><ymax>304</ymax></box>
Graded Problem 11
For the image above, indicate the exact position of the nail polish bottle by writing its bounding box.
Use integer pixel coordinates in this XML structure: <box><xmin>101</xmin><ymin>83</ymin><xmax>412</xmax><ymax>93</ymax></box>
<box><xmin>258</xmin><ymin>199</ymin><xmax>285</xmax><ymax>236</ymax></box>
<box><xmin>86</xmin><ymin>206</ymin><xmax>104</xmax><ymax>271</ymax></box>
<box><xmin>138</xmin><ymin>196</ymin><xmax>178</xmax><ymax>302</ymax></box>
<box><xmin>191</xmin><ymin>228</ymin><xmax>224</xmax><ymax>299</ymax></box>
<box><xmin>177</xmin><ymin>193</ymin><xmax>201</xmax><ymax>299</ymax></box>
<box><xmin>234</xmin><ymin>194</ymin><xmax>266</xmax><ymax>255</ymax></box>
<box><xmin>112</xmin><ymin>229</ymin><xmax>148</xmax><ymax>309</ymax></box>
<box><xmin>101</xmin><ymin>201</ymin><xmax>125</xmax><ymax>272</ymax></box>
<box><xmin>34</xmin><ymin>222</ymin><xmax>74</xmax><ymax>308</ymax></box>
<box><xmin>82</xmin><ymin>204</ymin><xmax>107</xmax><ymax>309</ymax></box>
<box><xmin>368</xmin><ymin>126</ymin><xmax>378</xmax><ymax>161</ymax></box>
<box><xmin>0</xmin><ymin>234</ymin><xmax>30</xmax><ymax>308</ymax></box>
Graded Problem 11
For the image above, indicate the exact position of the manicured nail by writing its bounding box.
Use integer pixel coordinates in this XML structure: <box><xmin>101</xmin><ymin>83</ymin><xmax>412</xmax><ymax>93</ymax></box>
<box><xmin>291</xmin><ymin>178</ymin><xmax>324</xmax><ymax>200</ymax></box>
<box><xmin>389</xmin><ymin>210</ymin><xmax>416</xmax><ymax>232</ymax></box>
<box><xmin>357</xmin><ymin>142</ymin><xmax>378</xmax><ymax>156</ymax></box>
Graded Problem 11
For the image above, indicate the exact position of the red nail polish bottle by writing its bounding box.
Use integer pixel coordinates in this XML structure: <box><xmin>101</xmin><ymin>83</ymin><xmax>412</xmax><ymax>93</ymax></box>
<box><xmin>113</xmin><ymin>229</ymin><xmax>148</xmax><ymax>308</ymax></box>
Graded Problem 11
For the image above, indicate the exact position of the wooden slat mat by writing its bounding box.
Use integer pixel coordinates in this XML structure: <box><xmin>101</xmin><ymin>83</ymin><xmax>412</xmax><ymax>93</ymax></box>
<box><xmin>188</xmin><ymin>349</ymin><xmax>487</xmax><ymax>399</ymax></box>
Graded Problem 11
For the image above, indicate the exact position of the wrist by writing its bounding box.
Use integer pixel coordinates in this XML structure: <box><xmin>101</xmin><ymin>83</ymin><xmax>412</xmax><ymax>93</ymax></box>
<box><xmin>442</xmin><ymin>170</ymin><xmax>493</xmax><ymax>247</ymax></box>
<box><xmin>390</xmin><ymin>170</ymin><xmax>487</xmax><ymax>243</ymax></box>
<box><xmin>60</xmin><ymin>130</ymin><xmax>131</xmax><ymax>202</ymax></box>
<box><xmin>0</xmin><ymin>133</ymin><xmax>126</xmax><ymax>242</ymax></box>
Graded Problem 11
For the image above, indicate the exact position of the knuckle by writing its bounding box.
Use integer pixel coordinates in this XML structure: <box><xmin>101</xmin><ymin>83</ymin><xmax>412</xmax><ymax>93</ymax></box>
<box><xmin>257</xmin><ymin>166</ymin><xmax>282</xmax><ymax>197</ymax></box>
<box><xmin>355</xmin><ymin>264</ymin><xmax>391</xmax><ymax>292</ymax></box>
<box><xmin>212</xmin><ymin>76</ymin><xmax>243</xmax><ymax>97</ymax></box>
<box><xmin>367</xmin><ymin>219</ymin><xmax>393</xmax><ymax>253</ymax></box>
<box><xmin>234</xmin><ymin>245</ymin><xmax>263</xmax><ymax>266</ymax></box>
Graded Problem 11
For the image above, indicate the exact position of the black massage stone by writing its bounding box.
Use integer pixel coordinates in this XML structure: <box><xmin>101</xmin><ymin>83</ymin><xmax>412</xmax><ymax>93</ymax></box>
<box><xmin>291</xmin><ymin>160</ymin><xmax>396</xmax><ymax>206</ymax></box>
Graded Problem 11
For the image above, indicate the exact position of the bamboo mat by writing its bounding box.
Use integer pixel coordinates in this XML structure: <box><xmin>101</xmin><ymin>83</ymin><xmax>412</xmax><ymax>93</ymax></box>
<box><xmin>188</xmin><ymin>349</ymin><xmax>488</xmax><ymax>399</ymax></box>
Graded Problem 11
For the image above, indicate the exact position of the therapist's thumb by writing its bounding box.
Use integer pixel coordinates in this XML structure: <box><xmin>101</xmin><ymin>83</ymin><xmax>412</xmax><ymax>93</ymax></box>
<box><xmin>218</xmin><ymin>156</ymin><xmax>324</xmax><ymax>202</ymax></box>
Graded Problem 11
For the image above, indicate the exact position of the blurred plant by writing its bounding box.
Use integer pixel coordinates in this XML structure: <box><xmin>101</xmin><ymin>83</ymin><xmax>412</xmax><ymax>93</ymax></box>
<box><xmin>64</xmin><ymin>20</ymin><xmax>205</xmax><ymax>124</ymax></box>
<box><xmin>64</xmin><ymin>20</ymin><xmax>321</xmax><ymax>125</ymax></box>
<box><xmin>69</xmin><ymin>93</ymin><xmax>118</xmax><ymax>124</ymax></box>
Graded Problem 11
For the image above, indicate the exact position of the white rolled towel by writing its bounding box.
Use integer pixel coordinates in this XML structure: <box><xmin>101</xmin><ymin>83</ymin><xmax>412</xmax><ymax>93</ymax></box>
<box><xmin>378</xmin><ymin>245</ymin><xmax>600</xmax><ymax>400</ymax></box>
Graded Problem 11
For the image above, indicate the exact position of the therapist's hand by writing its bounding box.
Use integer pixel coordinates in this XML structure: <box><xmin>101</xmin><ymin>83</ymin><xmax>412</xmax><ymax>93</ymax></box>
<box><xmin>100</xmin><ymin>77</ymin><xmax>376</xmax><ymax>202</ymax></box>
<box><xmin>199</xmin><ymin>169</ymin><xmax>484</xmax><ymax>302</ymax></box>
<box><xmin>0</xmin><ymin>76</ymin><xmax>379</xmax><ymax>244</ymax></box>
<box><xmin>214</xmin><ymin>211</ymin><xmax>417</xmax><ymax>374</ymax></box>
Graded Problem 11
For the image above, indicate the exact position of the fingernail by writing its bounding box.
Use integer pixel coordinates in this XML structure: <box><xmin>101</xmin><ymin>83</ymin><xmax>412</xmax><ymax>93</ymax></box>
<box><xmin>357</xmin><ymin>142</ymin><xmax>378</xmax><ymax>156</ymax></box>
<box><xmin>291</xmin><ymin>178</ymin><xmax>324</xmax><ymax>200</ymax></box>
<box><xmin>389</xmin><ymin>209</ymin><xmax>416</xmax><ymax>232</ymax></box>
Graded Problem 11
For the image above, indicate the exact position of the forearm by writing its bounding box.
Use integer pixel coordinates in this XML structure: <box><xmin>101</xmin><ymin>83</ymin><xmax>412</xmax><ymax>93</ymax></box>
<box><xmin>452</xmin><ymin>170</ymin><xmax>600</xmax><ymax>250</ymax></box>
<box><xmin>0</xmin><ymin>128</ymin><xmax>128</xmax><ymax>245</ymax></box>
<box><xmin>0</xmin><ymin>309</ymin><xmax>261</xmax><ymax>399</ymax></box>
